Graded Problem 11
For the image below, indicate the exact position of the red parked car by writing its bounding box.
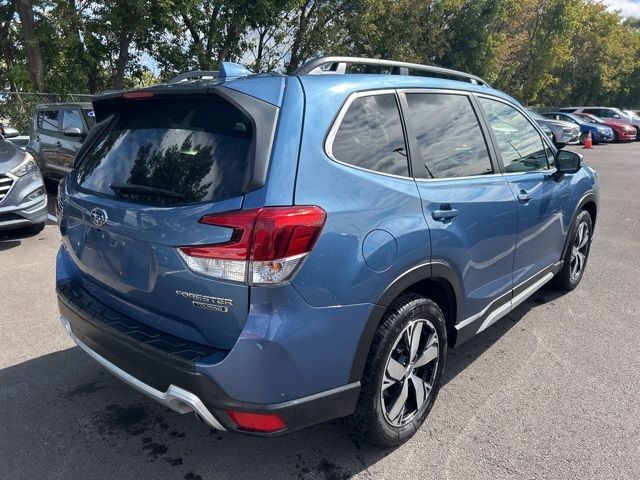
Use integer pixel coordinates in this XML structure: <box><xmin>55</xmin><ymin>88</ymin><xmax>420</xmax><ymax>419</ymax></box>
<box><xmin>575</xmin><ymin>113</ymin><xmax>637</xmax><ymax>142</ymax></box>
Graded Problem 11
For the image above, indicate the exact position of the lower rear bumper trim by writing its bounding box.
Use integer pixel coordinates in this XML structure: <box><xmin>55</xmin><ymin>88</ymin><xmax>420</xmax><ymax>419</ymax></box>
<box><xmin>60</xmin><ymin>314</ymin><xmax>227</xmax><ymax>431</ymax></box>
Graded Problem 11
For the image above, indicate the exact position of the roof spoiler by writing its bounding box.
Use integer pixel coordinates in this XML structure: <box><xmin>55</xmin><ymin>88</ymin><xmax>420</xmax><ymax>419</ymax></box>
<box><xmin>169</xmin><ymin>62</ymin><xmax>253</xmax><ymax>83</ymax></box>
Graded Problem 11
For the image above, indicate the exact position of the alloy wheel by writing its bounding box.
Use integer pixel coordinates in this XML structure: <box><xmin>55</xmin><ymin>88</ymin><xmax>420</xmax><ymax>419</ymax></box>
<box><xmin>570</xmin><ymin>221</ymin><xmax>590</xmax><ymax>280</ymax></box>
<box><xmin>381</xmin><ymin>319</ymin><xmax>439</xmax><ymax>427</ymax></box>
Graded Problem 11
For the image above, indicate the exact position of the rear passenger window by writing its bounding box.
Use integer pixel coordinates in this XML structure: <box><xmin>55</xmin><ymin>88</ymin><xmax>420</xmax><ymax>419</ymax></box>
<box><xmin>37</xmin><ymin>110</ymin><xmax>60</xmax><ymax>131</ymax></box>
<box><xmin>331</xmin><ymin>94</ymin><xmax>409</xmax><ymax>176</ymax></box>
<box><xmin>406</xmin><ymin>93</ymin><xmax>493</xmax><ymax>178</ymax></box>
<box><xmin>62</xmin><ymin>109</ymin><xmax>84</xmax><ymax>131</ymax></box>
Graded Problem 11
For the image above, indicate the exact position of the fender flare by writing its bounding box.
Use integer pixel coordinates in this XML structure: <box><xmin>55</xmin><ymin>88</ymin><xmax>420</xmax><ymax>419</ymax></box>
<box><xmin>560</xmin><ymin>191</ymin><xmax>598</xmax><ymax>262</ymax></box>
<box><xmin>348</xmin><ymin>261</ymin><xmax>462</xmax><ymax>382</ymax></box>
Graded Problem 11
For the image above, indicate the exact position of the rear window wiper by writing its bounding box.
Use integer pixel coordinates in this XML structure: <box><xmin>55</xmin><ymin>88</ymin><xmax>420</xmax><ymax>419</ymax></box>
<box><xmin>110</xmin><ymin>182</ymin><xmax>185</xmax><ymax>200</ymax></box>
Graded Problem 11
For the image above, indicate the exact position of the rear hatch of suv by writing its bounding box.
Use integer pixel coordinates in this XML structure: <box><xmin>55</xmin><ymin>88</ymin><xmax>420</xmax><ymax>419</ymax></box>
<box><xmin>59</xmin><ymin>82</ymin><xmax>280</xmax><ymax>350</ymax></box>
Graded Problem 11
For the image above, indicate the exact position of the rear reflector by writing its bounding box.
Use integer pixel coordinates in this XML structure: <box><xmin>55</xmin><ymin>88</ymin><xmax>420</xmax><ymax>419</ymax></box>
<box><xmin>178</xmin><ymin>206</ymin><xmax>326</xmax><ymax>284</ymax></box>
<box><xmin>226</xmin><ymin>410</ymin><xmax>287</xmax><ymax>433</ymax></box>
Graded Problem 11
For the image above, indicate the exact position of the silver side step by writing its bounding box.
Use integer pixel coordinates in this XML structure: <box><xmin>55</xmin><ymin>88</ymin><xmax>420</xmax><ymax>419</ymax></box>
<box><xmin>60</xmin><ymin>315</ymin><xmax>226</xmax><ymax>431</ymax></box>
<box><xmin>477</xmin><ymin>272</ymin><xmax>554</xmax><ymax>333</ymax></box>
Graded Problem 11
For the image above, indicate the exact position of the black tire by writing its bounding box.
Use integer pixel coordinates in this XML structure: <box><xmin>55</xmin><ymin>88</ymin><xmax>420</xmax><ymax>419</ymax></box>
<box><xmin>579</xmin><ymin>132</ymin><xmax>587</xmax><ymax>144</ymax></box>
<box><xmin>551</xmin><ymin>210</ymin><xmax>593</xmax><ymax>291</ymax></box>
<box><xmin>613</xmin><ymin>130</ymin><xmax>619</xmax><ymax>143</ymax></box>
<box><xmin>348</xmin><ymin>293</ymin><xmax>447</xmax><ymax>446</ymax></box>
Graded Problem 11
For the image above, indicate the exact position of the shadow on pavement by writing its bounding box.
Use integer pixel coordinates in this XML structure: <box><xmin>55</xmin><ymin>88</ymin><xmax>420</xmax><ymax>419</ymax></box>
<box><xmin>0</xmin><ymin>287</ymin><xmax>564</xmax><ymax>479</ymax></box>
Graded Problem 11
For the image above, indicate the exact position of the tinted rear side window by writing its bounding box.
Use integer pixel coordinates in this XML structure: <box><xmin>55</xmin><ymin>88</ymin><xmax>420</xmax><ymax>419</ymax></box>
<box><xmin>76</xmin><ymin>98</ymin><xmax>253</xmax><ymax>204</ymax></box>
<box><xmin>37</xmin><ymin>110</ymin><xmax>59</xmax><ymax>131</ymax></box>
<box><xmin>83</xmin><ymin>109</ymin><xmax>95</xmax><ymax>128</ymax></box>
<box><xmin>331</xmin><ymin>94</ymin><xmax>409</xmax><ymax>176</ymax></box>
<box><xmin>406</xmin><ymin>93</ymin><xmax>492</xmax><ymax>178</ymax></box>
<box><xmin>62</xmin><ymin>109</ymin><xmax>84</xmax><ymax>131</ymax></box>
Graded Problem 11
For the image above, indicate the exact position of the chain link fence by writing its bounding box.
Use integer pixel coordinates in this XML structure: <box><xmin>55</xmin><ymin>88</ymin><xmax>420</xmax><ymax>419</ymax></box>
<box><xmin>0</xmin><ymin>92</ymin><xmax>93</xmax><ymax>135</ymax></box>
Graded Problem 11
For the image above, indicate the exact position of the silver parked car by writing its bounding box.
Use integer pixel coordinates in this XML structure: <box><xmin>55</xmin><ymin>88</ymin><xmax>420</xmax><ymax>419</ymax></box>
<box><xmin>1</xmin><ymin>126</ymin><xmax>29</xmax><ymax>150</ymax></box>
<box><xmin>0</xmin><ymin>132</ymin><xmax>48</xmax><ymax>233</ymax></box>
<box><xmin>526</xmin><ymin>109</ymin><xmax>580</xmax><ymax>148</ymax></box>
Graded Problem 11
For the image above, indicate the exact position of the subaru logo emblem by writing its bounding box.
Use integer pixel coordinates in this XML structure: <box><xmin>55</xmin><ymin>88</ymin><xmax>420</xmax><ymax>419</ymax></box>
<box><xmin>90</xmin><ymin>208</ymin><xmax>108</xmax><ymax>227</ymax></box>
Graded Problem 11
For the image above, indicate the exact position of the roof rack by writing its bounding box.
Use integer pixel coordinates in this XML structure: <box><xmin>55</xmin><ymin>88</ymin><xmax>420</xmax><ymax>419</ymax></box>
<box><xmin>292</xmin><ymin>56</ymin><xmax>490</xmax><ymax>87</ymax></box>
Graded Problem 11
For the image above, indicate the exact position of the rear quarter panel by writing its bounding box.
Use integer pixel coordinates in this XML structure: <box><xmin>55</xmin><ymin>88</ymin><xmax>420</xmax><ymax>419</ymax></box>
<box><xmin>291</xmin><ymin>77</ymin><xmax>430</xmax><ymax>308</ymax></box>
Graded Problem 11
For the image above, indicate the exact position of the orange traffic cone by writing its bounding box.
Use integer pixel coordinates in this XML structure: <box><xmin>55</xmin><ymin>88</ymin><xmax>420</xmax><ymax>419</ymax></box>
<box><xmin>583</xmin><ymin>131</ymin><xmax>593</xmax><ymax>149</ymax></box>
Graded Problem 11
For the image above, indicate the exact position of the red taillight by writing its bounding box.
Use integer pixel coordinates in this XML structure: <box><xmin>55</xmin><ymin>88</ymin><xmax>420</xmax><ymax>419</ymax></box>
<box><xmin>178</xmin><ymin>206</ymin><xmax>326</xmax><ymax>284</ymax></box>
<box><xmin>226</xmin><ymin>410</ymin><xmax>287</xmax><ymax>433</ymax></box>
<box><xmin>122</xmin><ymin>91</ymin><xmax>154</xmax><ymax>99</ymax></box>
<box><xmin>251</xmin><ymin>206</ymin><xmax>326</xmax><ymax>261</ymax></box>
<box><xmin>182</xmin><ymin>209</ymin><xmax>259</xmax><ymax>260</ymax></box>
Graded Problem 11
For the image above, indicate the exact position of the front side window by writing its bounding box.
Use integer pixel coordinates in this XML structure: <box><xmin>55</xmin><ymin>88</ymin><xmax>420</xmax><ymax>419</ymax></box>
<box><xmin>406</xmin><ymin>93</ymin><xmax>493</xmax><ymax>179</ymax></box>
<box><xmin>331</xmin><ymin>94</ymin><xmax>409</xmax><ymax>176</ymax></box>
<box><xmin>37</xmin><ymin>110</ymin><xmax>59</xmax><ymax>131</ymax></box>
<box><xmin>583</xmin><ymin>108</ymin><xmax>602</xmax><ymax>117</ymax></box>
<box><xmin>62</xmin><ymin>109</ymin><xmax>84</xmax><ymax>131</ymax></box>
<box><xmin>478</xmin><ymin>98</ymin><xmax>550</xmax><ymax>173</ymax></box>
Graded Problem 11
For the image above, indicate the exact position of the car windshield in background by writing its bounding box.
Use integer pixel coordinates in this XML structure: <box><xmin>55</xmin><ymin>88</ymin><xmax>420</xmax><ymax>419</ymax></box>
<box><xmin>525</xmin><ymin>109</ymin><xmax>547</xmax><ymax>121</ymax></box>
<box><xmin>578</xmin><ymin>114</ymin><xmax>602</xmax><ymax>123</ymax></box>
<box><xmin>563</xmin><ymin>113</ymin><xmax>584</xmax><ymax>124</ymax></box>
<box><xmin>624</xmin><ymin>110</ymin><xmax>640</xmax><ymax>120</ymax></box>
<box><xmin>76</xmin><ymin>98</ymin><xmax>253</xmax><ymax>204</ymax></box>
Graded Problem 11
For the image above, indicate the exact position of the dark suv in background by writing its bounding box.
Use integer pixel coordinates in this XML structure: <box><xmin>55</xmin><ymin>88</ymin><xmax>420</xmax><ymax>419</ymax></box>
<box><xmin>27</xmin><ymin>103</ymin><xmax>94</xmax><ymax>183</ymax></box>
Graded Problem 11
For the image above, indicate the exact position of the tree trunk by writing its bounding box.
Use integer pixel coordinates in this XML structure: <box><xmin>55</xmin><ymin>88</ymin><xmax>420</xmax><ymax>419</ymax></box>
<box><xmin>286</xmin><ymin>3</ymin><xmax>310</xmax><ymax>73</ymax></box>
<box><xmin>0</xmin><ymin>1</ymin><xmax>18</xmax><ymax>91</ymax></box>
<box><xmin>15</xmin><ymin>0</ymin><xmax>45</xmax><ymax>91</ymax></box>
<box><xmin>114</xmin><ymin>30</ymin><xmax>133</xmax><ymax>89</ymax></box>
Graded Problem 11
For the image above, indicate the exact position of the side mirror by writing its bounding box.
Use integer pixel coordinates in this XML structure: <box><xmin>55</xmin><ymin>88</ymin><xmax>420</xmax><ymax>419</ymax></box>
<box><xmin>1</xmin><ymin>126</ymin><xmax>19</xmax><ymax>138</ymax></box>
<box><xmin>63</xmin><ymin>127</ymin><xmax>83</xmax><ymax>137</ymax></box>
<box><xmin>554</xmin><ymin>150</ymin><xmax>582</xmax><ymax>180</ymax></box>
<box><xmin>612</xmin><ymin>114</ymin><xmax>620</xmax><ymax>119</ymax></box>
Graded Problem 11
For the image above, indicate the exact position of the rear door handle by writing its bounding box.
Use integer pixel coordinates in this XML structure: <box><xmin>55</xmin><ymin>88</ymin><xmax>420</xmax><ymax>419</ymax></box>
<box><xmin>432</xmin><ymin>205</ymin><xmax>459</xmax><ymax>222</ymax></box>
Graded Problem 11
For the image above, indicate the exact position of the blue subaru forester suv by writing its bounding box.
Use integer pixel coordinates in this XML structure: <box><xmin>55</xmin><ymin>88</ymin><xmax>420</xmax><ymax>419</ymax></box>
<box><xmin>56</xmin><ymin>57</ymin><xmax>598</xmax><ymax>446</ymax></box>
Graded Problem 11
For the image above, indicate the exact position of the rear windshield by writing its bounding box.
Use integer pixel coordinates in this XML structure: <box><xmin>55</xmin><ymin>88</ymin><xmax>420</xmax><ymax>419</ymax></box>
<box><xmin>76</xmin><ymin>97</ymin><xmax>253</xmax><ymax>204</ymax></box>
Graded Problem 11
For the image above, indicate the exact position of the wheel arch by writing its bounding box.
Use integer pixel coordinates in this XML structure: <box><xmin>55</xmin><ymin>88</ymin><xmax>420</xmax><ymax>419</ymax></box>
<box><xmin>561</xmin><ymin>191</ymin><xmax>598</xmax><ymax>262</ymax></box>
<box><xmin>348</xmin><ymin>262</ymin><xmax>462</xmax><ymax>382</ymax></box>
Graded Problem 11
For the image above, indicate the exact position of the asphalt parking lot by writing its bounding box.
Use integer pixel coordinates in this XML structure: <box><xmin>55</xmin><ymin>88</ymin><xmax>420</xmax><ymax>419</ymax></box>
<box><xmin>1</xmin><ymin>143</ymin><xmax>639</xmax><ymax>480</ymax></box>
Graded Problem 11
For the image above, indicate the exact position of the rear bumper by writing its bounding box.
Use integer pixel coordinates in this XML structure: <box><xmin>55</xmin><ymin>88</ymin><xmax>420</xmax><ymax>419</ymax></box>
<box><xmin>60</xmin><ymin>314</ymin><xmax>227</xmax><ymax>431</ymax></box>
<box><xmin>57</xmin><ymin>281</ymin><xmax>361</xmax><ymax>435</ymax></box>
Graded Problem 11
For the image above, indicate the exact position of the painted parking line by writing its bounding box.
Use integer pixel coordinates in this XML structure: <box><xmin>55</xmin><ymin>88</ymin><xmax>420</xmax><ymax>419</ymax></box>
<box><xmin>47</xmin><ymin>214</ymin><xmax>57</xmax><ymax>222</ymax></box>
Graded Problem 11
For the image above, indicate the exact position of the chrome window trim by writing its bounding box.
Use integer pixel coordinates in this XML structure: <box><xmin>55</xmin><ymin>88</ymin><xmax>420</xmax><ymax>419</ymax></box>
<box><xmin>324</xmin><ymin>89</ymin><xmax>415</xmax><ymax>181</ymax></box>
<box><xmin>414</xmin><ymin>173</ymin><xmax>504</xmax><ymax>183</ymax></box>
